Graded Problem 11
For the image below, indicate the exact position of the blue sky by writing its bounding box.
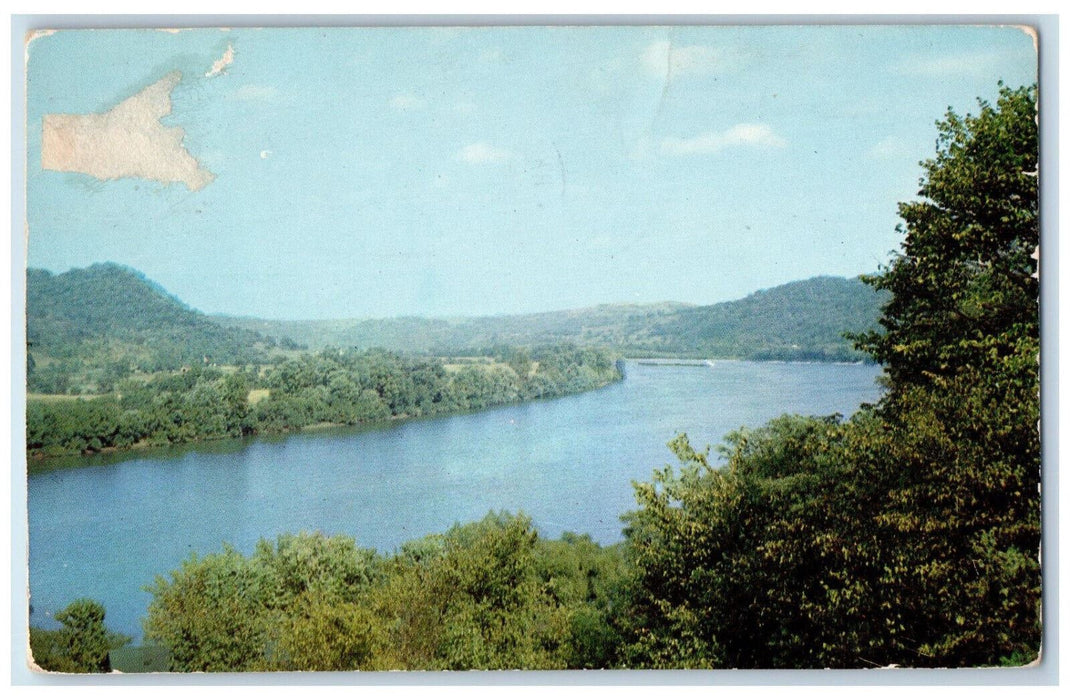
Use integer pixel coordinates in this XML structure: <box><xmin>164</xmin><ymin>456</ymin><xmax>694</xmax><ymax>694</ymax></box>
<box><xmin>25</xmin><ymin>25</ymin><xmax>1037</xmax><ymax>320</ymax></box>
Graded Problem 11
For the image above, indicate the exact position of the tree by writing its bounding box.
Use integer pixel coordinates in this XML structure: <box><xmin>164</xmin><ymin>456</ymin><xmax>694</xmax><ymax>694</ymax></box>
<box><xmin>620</xmin><ymin>418</ymin><xmax>890</xmax><ymax>669</ymax></box>
<box><xmin>273</xmin><ymin>589</ymin><xmax>383</xmax><ymax>671</ymax></box>
<box><xmin>143</xmin><ymin>545</ymin><xmax>279</xmax><ymax>672</ymax></box>
<box><xmin>29</xmin><ymin>599</ymin><xmax>130</xmax><ymax>673</ymax></box>
<box><xmin>853</xmin><ymin>83</ymin><xmax>1038</xmax><ymax>393</ymax></box>
<box><xmin>144</xmin><ymin>534</ymin><xmax>383</xmax><ymax>672</ymax></box>
<box><xmin>367</xmin><ymin>513</ymin><xmax>571</xmax><ymax>670</ymax></box>
<box><xmin>621</xmin><ymin>83</ymin><xmax>1040</xmax><ymax>668</ymax></box>
<box><xmin>141</xmin><ymin>517</ymin><xmax>627</xmax><ymax>671</ymax></box>
<box><xmin>854</xmin><ymin>82</ymin><xmax>1040</xmax><ymax>666</ymax></box>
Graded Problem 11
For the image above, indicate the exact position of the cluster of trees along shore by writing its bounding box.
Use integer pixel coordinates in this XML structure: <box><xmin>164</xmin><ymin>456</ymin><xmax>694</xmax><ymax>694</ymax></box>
<box><xmin>30</xmin><ymin>84</ymin><xmax>1039</xmax><ymax>672</ymax></box>
<box><xmin>26</xmin><ymin>345</ymin><xmax>621</xmax><ymax>459</ymax></box>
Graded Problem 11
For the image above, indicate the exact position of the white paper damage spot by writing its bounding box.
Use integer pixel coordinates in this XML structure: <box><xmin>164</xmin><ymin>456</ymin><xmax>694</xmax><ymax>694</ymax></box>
<box><xmin>26</xmin><ymin>29</ymin><xmax>57</xmax><ymax>43</ymax></box>
<box><xmin>25</xmin><ymin>30</ymin><xmax>57</xmax><ymax>62</ymax></box>
<box><xmin>205</xmin><ymin>44</ymin><xmax>234</xmax><ymax>78</ymax></box>
<box><xmin>41</xmin><ymin>71</ymin><xmax>215</xmax><ymax>192</ymax></box>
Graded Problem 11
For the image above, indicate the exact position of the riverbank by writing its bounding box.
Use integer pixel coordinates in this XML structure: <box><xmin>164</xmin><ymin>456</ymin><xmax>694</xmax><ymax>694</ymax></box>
<box><xmin>26</xmin><ymin>353</ymin><xmax>624</xmax><ymax>466</ymax></box>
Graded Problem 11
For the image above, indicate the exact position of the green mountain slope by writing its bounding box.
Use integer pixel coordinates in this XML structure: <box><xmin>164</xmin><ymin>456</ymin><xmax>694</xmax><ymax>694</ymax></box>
<box><xmin>646</xmin><ymin>276</ymin><xmax>889</xmax><ymax>360</ymax></box>
<box><xmin>216</xmin><ymin>276</ymin><xmax>887</xmax><ymax>361</ymax></box>
<box><xmin>215</xmin><ymin>302</ymin><xmax>692</xmax><ymax>356</ymax></box>
<box><xmin>27</xmin><ymin>263</ymin><xmax>287</xmax><ymax>393</ymax></box>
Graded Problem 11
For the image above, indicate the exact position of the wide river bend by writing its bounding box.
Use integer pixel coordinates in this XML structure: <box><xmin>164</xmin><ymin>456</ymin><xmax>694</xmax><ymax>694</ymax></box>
<box><xmin>28</xmin><ymin>360</ymin><xmax>882</xmax><ymax>640</ymax></box>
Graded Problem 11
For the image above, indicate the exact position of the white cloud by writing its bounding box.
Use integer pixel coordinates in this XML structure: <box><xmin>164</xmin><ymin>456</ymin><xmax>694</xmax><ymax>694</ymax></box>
<box><xmin>868</xmin><ymin>136</ymin><xmax>909</xmax><ymax>160</ymax></box>
<box><xmin>205</xmin><ymin>44</ymin><xmax>234</xmax><ymax>78</ymax></box>
<box><xmin>892</xmin><ymin>49</ymin><xmax>1024</xmax><ymax>79</ymax></box>
<box><xmin>260</xmin><ymin>150</ymin><xmax>272</xmax><ymax>160</ymax></box>
<box><xmin>456</xmin><ymin>142</ymin><xmax>512</xmax><ymax>164</ymax></box>
<box><xmin>659</xmin><ymin>124</ymin><xmax>787</xmax><ymax>156</ymax></box>
<box><xmin>453</xmin><ymin>101</ymin><xmax>477</xmax><ymax>115</ymax></box>
<box><xmin>389</xmin><ymin>93</ymin><xmax>425</xmax><ymax>111</ymax></box>
<box><xmin>641</xmin><ymin>40</ymin><xmax>734</xmax><ymax>78</ymax></box>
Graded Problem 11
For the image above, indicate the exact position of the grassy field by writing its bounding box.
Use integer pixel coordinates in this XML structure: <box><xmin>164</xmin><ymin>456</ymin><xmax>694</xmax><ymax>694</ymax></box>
<box><xmin>247</xmin><ymin>388</ymin><xmax>271</xmax><ymax>405</ymax></box>
<box><xmin>27</xmin><ymin>393</ymin><xmax>107</xmax><ymax>402</ymax></box>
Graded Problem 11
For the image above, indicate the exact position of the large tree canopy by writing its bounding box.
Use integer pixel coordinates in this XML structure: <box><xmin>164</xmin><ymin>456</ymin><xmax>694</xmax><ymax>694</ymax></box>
<box><xmin>29</xmin><ymin>599</ymin><xmax>130</xmax><ymax>673</ymax></box>
<box><xmin>854</xmin><ymin>83</ymin><xmax>1038</xmax><ymax>391</ymax></box>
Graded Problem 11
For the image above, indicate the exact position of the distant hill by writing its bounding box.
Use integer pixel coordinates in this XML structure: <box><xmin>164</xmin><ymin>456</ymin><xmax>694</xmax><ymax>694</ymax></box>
<box><xmin>26</xmin><ymin>264</ymin><xmax>887</xmax><ymax>395</ymax></box>
<box><xmin>26</xmin><ymin>263</ymin><xmax>292</xmax><ymax>393</ymax></box>
<box><xmin>644</xmin><ymin>276</ymin><xmax>890</xmax><ymax>361</ymax></box>
<box><xmin>216</xmin><ymin>276</ymin><xmax>888</xmax><ymax>361</ymax></box>
<box><xmin>214</xmin><ymin>301</ymin><xmax>692</xmax><ymax>356</ymax></box>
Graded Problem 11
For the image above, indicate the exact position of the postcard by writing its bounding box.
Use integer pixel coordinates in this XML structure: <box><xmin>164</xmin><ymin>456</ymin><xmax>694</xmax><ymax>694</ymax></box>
<box><xmin>21</xmin><ymin>23</ymin><xmax>1042</xmax><ymax>676</ymax></box>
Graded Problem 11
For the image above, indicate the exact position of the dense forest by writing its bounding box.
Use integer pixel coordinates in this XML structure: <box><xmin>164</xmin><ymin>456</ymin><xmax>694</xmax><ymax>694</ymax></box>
<box><xmin>27</xmin><ymin>344</ymin><xmax>621</xmax><ymax>459</ymax></box>
<box><xmin>216</xmin><ymin>275</ymin><xmax>886</xmax><ymax>361</ymax></box>
<box><xmin>30</xmin><ymin>84</ymin><xmax>1040</xmax><ymax>672</ymax></box>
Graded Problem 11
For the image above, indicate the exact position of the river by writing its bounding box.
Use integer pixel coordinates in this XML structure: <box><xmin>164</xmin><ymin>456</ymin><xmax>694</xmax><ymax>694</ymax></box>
<box><xmin>27</xmin><ymin>360</ymin><xmax>882</xmax><ymax>641</ymax></box>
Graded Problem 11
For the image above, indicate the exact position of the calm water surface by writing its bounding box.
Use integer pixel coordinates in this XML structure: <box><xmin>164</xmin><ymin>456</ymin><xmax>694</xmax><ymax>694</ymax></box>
<box><xmin>28</xmin><ymin>360</ymin><xmax>881</xmax><ymax>640</ymax></box>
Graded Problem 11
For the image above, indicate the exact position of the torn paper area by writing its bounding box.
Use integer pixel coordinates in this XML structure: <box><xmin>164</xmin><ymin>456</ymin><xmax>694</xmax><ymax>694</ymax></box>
<box><xmin>41</xmin><ymin>71</ymin><xmax>215</xmax><ymax>192</ymax></box>
<box><xmin>205</xmin><ymin>44</ymin><xmax>234</xmax><ymax>78</ymax></box>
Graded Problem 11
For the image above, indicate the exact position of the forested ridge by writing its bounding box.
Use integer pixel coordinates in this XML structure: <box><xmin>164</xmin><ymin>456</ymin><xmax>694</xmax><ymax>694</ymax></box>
<box><xmin>27</xmin><ymin>263</ymin><xmax>882</xmax><ymax>399</ymax></box>
<box><xmin>26</xmin><ymin>262</ymin><xmax>624</xmax><ymax>459</ymax></box>
<box><xmin>31</xmin><ymin>85</ymin><xmax>1040</xmax><ymax>672</ymax></box>
<box><xmin>216</xmin><ymin>275</ymin><xmax>885</xmax><ymax>361</ymax></box>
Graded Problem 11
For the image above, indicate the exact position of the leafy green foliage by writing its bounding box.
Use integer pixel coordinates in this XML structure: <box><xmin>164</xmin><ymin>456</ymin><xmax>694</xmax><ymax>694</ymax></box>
<box><xmin>27</xmin><ymin>365</ymin><xmax>256</xmax><ymax>457</ymax></box>
<box><xmin>29</xmin><ymin>599</ymin><xmax>130</xmax><ymax>673</ymax></box>
<box><xmin>866</xmin><ymin>367</ymin><xmax>1040</xmax><ymax>665</ymax></box>
<box><xmin>852</xmin><ymin>84</ymin><xmax>1038</xmax><ymax>391</ymax></box>
<box><xmin>620</xmin><ymin>417</ymin><xmax>884</xmax><ymax>668</ymax></box>
<box><xmin>144</xmin><ymin>533</ymin><xmax>380</xmax><ymax>672</ymax></box>
<box><xmin>143</xmin><ymin>516</ymin><xmax>625</xmax><ymax>671</ymax></box>
<box><xmin>369</xmin><ymin>514</ymin><xmax>568</xmax><ymax>670</ymax></box>
<box><xmin>851</xmin><ymin>83</ymin><xmax>1041</xmax><ymax>666</ymax></box>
